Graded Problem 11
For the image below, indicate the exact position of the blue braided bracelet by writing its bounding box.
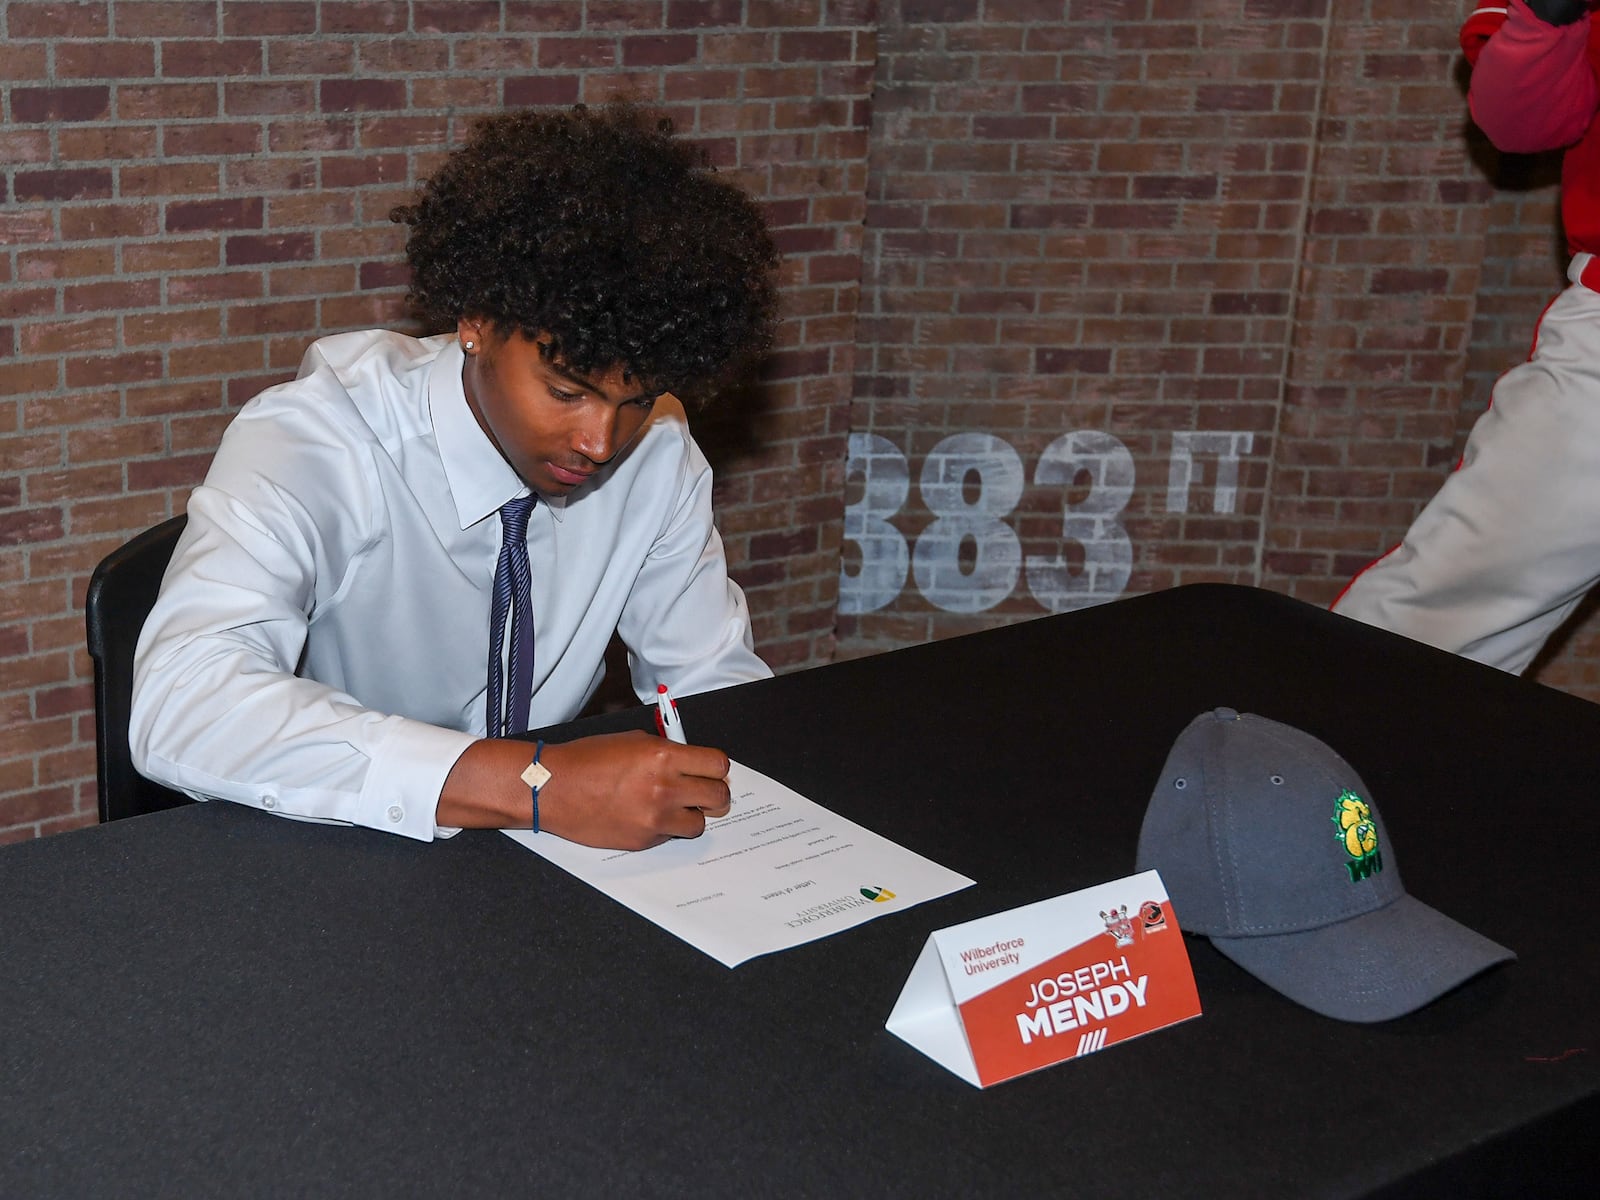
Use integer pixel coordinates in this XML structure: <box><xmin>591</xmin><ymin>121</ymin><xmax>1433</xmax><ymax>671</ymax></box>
<box><xmin>530</xmin><ymin>739</ymin><xmax>544</xmax><ymax>832</ymax></box>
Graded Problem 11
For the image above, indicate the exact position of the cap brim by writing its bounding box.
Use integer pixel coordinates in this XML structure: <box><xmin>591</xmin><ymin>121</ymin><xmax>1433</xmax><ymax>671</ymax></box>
<box><xmin>1209</xmin><ymin>895</ymin><xmax>1515</xmax><ymax>1023</ymax></box>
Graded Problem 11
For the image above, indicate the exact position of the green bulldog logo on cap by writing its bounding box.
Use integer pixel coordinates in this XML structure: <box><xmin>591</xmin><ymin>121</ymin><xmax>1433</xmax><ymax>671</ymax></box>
<box><xmin>1333</xmin><ymin>789</ymin><xmax>1382</xmax><ymax>883</ymax></box>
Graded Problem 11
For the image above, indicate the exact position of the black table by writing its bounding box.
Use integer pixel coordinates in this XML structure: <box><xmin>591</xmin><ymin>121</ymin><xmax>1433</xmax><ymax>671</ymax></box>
<box><xmin>3</xmin><ymin>585</ymin><xmax>1595</xmax><ymax>1197</ymax></box>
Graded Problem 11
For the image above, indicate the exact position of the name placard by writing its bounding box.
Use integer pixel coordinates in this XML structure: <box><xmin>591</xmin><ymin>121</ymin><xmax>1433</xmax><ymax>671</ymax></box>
<box><xmin>886</xmin><ymin>870</ymin><xmax>1201</xmax><ymax>1087</ymax></box>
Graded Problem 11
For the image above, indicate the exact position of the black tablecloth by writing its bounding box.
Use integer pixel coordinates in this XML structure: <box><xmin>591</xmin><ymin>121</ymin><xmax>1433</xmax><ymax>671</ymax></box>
<box><xmin>2</xmin><ymin>585</ymin><xmax>1595</xmax><ymax>1197</ymax></box>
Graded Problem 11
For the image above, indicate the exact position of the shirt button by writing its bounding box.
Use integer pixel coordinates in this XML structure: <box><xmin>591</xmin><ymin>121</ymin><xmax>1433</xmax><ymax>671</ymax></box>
<box><xmin>262</xmin><ymin>795</ymin><xmax>277</xmax><ymax>810</ymax></box>
<box><xmin>387</xmin><ymin>805</ymin><xmax>404</xmax><ymax>823</ymax></box>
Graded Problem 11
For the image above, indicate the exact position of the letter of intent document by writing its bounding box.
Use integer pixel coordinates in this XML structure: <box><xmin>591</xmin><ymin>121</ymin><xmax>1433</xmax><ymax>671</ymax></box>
<box><xmin>504</xmin><ymin>760</ymin><xmax>975</xmax><ymax>967</ymax></box>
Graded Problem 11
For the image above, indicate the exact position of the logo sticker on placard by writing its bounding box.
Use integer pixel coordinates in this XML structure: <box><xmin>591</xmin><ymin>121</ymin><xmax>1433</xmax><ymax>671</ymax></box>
<box><xmin>886</xmin><ymin>870</ymin><xmax>1201</xmax><ymax>1087</ymax></box>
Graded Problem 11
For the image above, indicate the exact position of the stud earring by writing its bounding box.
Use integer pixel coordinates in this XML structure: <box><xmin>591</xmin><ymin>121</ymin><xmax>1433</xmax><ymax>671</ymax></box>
<box><xmin>463</xmin><ymin>339</ymin><xmax>475</xmax><ymax>352</ymax></box>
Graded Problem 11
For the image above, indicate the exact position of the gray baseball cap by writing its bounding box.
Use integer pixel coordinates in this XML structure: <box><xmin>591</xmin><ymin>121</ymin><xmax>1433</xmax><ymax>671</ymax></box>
<box><xmin>1135</xmin><ymin>707</ymin><xmax>1514</xmax><ymax>1023</ymax></box>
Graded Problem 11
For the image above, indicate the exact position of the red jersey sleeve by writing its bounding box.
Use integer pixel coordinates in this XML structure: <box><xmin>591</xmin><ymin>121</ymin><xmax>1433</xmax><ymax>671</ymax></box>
<box><xmin>1467</xmin><ymin>0</ymin><xmax>1598</xmax><ymax>153</ymax></box>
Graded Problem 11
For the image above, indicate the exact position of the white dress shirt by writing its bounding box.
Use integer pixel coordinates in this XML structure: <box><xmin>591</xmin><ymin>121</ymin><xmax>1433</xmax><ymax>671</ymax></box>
<box><xmin>131</xmin><ymin>329</ymin><xmax>771</xmax><ymax>841</ymax></box>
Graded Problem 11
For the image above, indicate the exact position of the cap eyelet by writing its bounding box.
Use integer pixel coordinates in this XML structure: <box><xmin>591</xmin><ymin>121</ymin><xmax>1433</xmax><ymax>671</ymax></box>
<box><xmin>1174</xmin><ymin>777</ymin><xmax>1187</xmax><ymax>790</ymax></box>
<box><xmin>1269</xmin><ymin>774</ymin><xmax>1284</xmax><ymax>786</ymax></box>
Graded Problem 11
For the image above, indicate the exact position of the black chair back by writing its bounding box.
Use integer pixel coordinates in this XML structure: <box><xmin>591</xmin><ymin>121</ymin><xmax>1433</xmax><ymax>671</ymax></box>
<box><xmin>85</xmin><ymin>515</ymin><xmax>193</xmax><ymax>822</ymax></box>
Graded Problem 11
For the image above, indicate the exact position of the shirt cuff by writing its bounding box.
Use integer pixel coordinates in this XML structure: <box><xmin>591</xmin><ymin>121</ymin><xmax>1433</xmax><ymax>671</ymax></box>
<box><xmin>358</xmin><ymin>716</ymin><xmax>478</xmax><ymax>842</ymax></box>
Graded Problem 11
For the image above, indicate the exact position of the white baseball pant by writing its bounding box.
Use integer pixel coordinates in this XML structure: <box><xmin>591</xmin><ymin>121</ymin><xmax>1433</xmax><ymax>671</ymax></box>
<box><xmin>1334</xmin><ymin>252</ymin><xmax>1600</xmax><ymax>674</ymax></box>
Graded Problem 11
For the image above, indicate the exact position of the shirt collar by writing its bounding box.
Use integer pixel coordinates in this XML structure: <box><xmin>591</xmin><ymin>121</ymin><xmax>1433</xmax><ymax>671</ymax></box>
<box><xmin>428</xmin><ymin>339</ymin><xmax>569</xmax><ymax>528</ymax></box>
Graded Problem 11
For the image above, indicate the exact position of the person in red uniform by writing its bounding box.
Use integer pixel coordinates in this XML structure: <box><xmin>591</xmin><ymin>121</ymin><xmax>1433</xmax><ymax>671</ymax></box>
<box><xmin>1334</xmin><ymin>1</ymin><xmax>1600</xmax><ymax>674</ymax></box>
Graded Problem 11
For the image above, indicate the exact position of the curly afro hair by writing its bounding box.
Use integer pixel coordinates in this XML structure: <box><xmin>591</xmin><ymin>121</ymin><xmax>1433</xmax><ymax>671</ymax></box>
<box><xmin>392</xmin><ymin>104</ymin><xmax>780</xmax><ymax>403</ymax></box>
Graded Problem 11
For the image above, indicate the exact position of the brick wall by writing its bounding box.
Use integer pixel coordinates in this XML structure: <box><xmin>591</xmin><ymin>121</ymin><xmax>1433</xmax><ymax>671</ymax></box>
<box><xmin>843</xmin><ymin>0</ymin><xmax>1316</xmax><ymax>652</ymax></box>
<box><xmin>1262</xmin><ymin>0</ymin><xmax>1493</xmax><ymax>602</ymax></box>
<box><xmin>839</xmin><ymin>0</ymin><xmax>1600</xmax><ymax>687</ymax></box>
<box><xmin>837</xmin><ymin>0</ymin><xmax>1520</xmax><ymax>656</ymax></box>
<box><xmin>6</xmin><ymin>0</ymin><xmax>1598</xmax><ymax>842</ymax></box>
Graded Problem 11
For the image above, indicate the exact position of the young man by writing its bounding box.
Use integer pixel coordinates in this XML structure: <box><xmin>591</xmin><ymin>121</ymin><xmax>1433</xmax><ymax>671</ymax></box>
<box><xmin>131</xmin><ymin>105</ymin><xmax>780</xmax><ymax>848</ymax></box>
<box><xmin>1334</xmin><ymin>0</ymin><xmax>1600</xmax><ymax>672</ymax></box>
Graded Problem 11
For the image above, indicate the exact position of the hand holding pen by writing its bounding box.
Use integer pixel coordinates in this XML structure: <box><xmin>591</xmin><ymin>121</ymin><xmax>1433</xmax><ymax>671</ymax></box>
<box><xmin>652</xmin><ymin>682</ymin><xmax>734</xmax><ymax>829</ymax></box>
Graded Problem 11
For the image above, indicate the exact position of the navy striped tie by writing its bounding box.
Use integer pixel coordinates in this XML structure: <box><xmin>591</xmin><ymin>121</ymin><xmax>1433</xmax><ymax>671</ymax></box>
<box><xmin>487</xmin><ymin>495</ymin><xmax>536</xmax><ymax>740</ymax></box>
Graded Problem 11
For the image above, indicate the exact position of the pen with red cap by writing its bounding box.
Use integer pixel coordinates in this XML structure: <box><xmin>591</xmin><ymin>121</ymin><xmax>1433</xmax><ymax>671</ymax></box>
<box><xmin>654</xmin><ymin>683</ymin><xmax>687</xmax><ymax>744</ymax></box>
